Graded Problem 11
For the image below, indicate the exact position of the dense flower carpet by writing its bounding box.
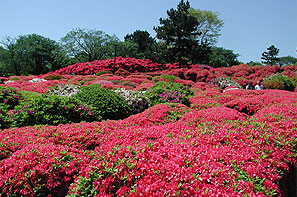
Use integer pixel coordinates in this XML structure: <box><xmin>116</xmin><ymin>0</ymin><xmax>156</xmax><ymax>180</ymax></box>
<box><xmin>0</xmin><ymin>58</ymin><xmax>297</xmax><ymax>196</ymax></box>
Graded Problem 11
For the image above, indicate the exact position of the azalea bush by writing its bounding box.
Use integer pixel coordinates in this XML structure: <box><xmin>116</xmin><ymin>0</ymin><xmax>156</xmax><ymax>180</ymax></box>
<box><xmin>262</xmin><ymin>73</ymin><xmax>296</xmax><ymax>91</ymax></box>
<box><xmin>0</xmin><ymin>87</ymin><xmax>23</xmax><ymax>129</ymax></box>
<box><xmin>144</xmin><ymin>81</ymin><xmax>194</xmax><ymax>106</ymax></box>
<box><xmin>47</xmin><ymin>83</ymin><xmax>81</xmax><ymax>97</ymax></box>
<box><xmin>8</xmin><ymin>94</ymin><xmax>100</xmax><ymax>128</ymax></box>
<box><xmin>209</xmin><ymin>77</ymin><xmax>242</xmax><ymax>89</ymax></box>
<box><xmin>74</xmin><ymin>84</ymin><xmax>132</xmax><ymax>120</ymax></box>
<box><xmin>113</xmin><ymin>88</ymin><xmax>150</xmax><ymax>114</ymax></box>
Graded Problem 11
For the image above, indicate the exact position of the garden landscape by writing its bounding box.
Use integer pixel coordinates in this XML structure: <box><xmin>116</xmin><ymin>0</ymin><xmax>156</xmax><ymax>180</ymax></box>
<box><xmin>0</xmin><ymin>0</ymin><xmax>297</xmax><ymax>196</ymax></box>
<box><xmin>1</xmin><ymin>57</ymin><xmax>297</xmax><ymax>196</ymax></box>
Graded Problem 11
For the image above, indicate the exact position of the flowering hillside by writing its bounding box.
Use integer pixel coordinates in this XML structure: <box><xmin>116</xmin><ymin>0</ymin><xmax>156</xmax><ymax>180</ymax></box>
<box><xmin>0</xmin><ymin>58</ymin><xmax>297</xmax><ymax>196</ymax></box>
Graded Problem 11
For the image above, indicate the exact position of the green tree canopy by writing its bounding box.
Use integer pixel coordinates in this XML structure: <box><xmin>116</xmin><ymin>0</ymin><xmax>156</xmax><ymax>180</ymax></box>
<box><xmin>209</xmin><ymin>47</ymin><xmax>241</xmax><ymax>68</ymax></box>
<box><xmin>279</xmin><ymin>55</ymin><xmax>297</xmax><ymax>66</ymax></box>
<box><xmin>61</xmin><ymin>28</ymin><xmax>119</xmax><ymax>62</ymax></box>
<box><xmin>261</xmin><ymin>45</ymin><xmax>280</xmax><ymax>65</ymax></box>
<box><xmin>154</xmin><ymin>0</ymin><xmax>208</xmax><ymax>65</ymax></box>
<box><xmin>189</xmin><ymin>8</ymin><xmax>224</xmax><ymax>45</ymax></box>
<box><xmin>125</xmin><ymin>30</ymin><xmax>155</xmax><ymax>54</ymax></box>
<box><xmin>1</xmin><ymin>34</ymin><xmax>66</xmax><ymax>75</ymax></box>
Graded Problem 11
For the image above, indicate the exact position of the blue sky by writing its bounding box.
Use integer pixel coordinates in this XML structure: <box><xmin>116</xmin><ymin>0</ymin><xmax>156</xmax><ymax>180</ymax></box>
<box><xmin>0</xmin><ymin>0</ymin><xmax>296</xmax><ymax>63</ymax></box>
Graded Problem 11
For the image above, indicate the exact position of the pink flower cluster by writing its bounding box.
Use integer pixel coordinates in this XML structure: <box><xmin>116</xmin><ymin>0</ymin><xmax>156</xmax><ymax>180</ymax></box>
<box><xmin>55</xmin><ymin>57</ymin><xmax>163</xmax><ymax>75</ymax></box>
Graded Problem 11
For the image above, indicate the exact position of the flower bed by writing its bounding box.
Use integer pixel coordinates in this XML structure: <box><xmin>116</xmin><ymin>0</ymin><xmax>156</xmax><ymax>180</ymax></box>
<box><xmin>0</xmin><ymin>62</ymin><xmax>297</xmax><ymax>196</ymax></box>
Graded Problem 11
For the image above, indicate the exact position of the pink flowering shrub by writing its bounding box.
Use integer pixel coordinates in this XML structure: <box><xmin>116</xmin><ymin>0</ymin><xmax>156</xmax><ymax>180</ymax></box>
<box><xmin>0</xmin><ymin>144</ymin><xmax>89</xmax><ymax>196</ymax></box>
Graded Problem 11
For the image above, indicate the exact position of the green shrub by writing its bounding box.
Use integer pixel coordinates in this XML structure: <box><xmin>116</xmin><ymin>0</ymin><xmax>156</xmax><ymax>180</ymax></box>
<box><xmin>19</xmin><ymin>90</ymin><xmax>42</xmax><ymax>101</ymax></box>
<box><xmin>43</xmin><ymin>73</ymin><xmax>66</xmax><ymax>80</ymax></box>
<box><xmin>9</xmin><ymin>95</ymin><xmax>100</xmax><ymax>128</ymax></box>
<box><xmin>152</xmin><ymin>74</ymin><xmax>179</xmax><ymax>82</ymax></box>
<box><xmin>74</xmin><ymin>84</ymin><xmax>132</xmax><ymax>120</ymax></box>
<box><xmin>144</xmin><ymin>81</ymin><xmax>194</xmax><ymax>106</ymax></box>
<box><xmin>263</xmin><ymin>73</ymin><xmax>296</xmax><ymax>91</ymax></box>
<box><xmin>96</xmin><ymin>70</ymin><xmax>112</xmax><ymax>76</ymax></box>
<box><xmin>0</xmin><ymin>87</ymin><xmax>22</xmax><ymax>129</ymax></box>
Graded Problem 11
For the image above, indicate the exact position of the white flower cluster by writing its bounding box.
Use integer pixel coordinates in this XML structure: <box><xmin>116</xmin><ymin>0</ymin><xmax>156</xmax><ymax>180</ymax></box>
<box><xmin>113</xmin><ymin>88</ymin><xmax>150</xmax><ymax>114</ymax></box>
<box><xmin>29</xmin><ymin>78</ymin><xmax>47</xmax><ymax>83</ymax></box>
<box><xmin>4</xmin><ymin>80</ymin><xmax>15</xmax><ymax>84</ymax></box>
<box><xmin>47</xmin><ymin>84</ymin><xmax>81</xmax><ymax>97</ymax></box>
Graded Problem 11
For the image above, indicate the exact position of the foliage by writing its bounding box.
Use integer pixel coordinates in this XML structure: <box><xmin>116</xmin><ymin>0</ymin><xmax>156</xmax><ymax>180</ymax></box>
<box><xmin>1</xmin><ymin>34</ymin><xmax>66</xmax><ymax>75</ymax></box>
<box><xmin>61</xmin><ymin>28</ymin><xmax>119</xmax><ymax>62</ymax></box>
<box><xmin>43</xmin><ymin>73</ymin><xmax>66</xmax><ymax>80</ymax></box>
<box><xmin>0</xmin><ymin>86</ymin><xmax>22</xmax><ymax>129</ymax></box>
<box><xmin>145</xmin><ymin>81</ymin><xmax>194</xmax><ymax>106</ymax></box>
<box><xmin>74</xmin><ymin>84</ymin><xmax>132</xmax><ymax>120</ymax></box>
<box><xmin>209</xmin><ymin>47</ymin><xmax>241</xmax><ymax>67</ymax></box>
<box><xmin>154</xmin><ymin>0</ymin><xmax>210</xmax><ymax>65</ymax></box>
<box><xmin>279</xmin><ymin>56</ymin><xmax>297</xmax><ymax>66</ymax></box>
<box><xmin>261</xmin><ymin>45</ymin><xmax>280</xmax><ymax>65</ymax></box>
<box><xmin>188</xmin><ymin>8</ymin><xmax>224</xmax><ymax>45</ymax></box>
<box><xmin>152</xmin><ymin>74</ymin><xmax>179</xmax><ymax>82</ymax></box>
<box><xmin>47</xmin><ymin>84</ymin><xmax>81</xmax><ymax>97</ymax></box>
<box><xmin>124</xmin><ymin>30</ymin><xmax>157</xmax><ymax>61</ymax></box>
<box><xmin>8</xmin><ymin>94</ymin><xmax>99</xmax><ymax>128</ymax></box>
<box><xmin>95</xmin><ymin>70</ymin><xmax>112</xmax><ymax>76</ymax></box>
<box><xmin>262</xmin><ymin>73</ymin><xmax>296</xmax><ymax>91</ymax></box>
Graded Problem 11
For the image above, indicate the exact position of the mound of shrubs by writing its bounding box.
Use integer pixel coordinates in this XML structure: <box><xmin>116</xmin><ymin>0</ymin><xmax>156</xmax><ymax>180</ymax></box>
<box><xmin>74</xmin><ymin>84</ymin><xmax>132</xmax><ymax>120</ymax></box>
<box><xmin>262</xmin><ymin>73</ymin><xmax>296</xmax><ymax>91</ymax></box>
<box><xmin>145</xmin><ymin>81</ymin><xmax>194</xmax><ymax>106</ymax></box>
<box><xmin>8</xmin><ymin>94</ymin><xmax>100</xmax><ymax>128</ymax></box>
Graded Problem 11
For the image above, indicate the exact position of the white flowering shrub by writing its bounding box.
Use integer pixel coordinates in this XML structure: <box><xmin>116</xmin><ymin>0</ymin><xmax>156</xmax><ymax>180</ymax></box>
<box><xmin>29</xmin><ymin>78</ymin><xmax>47</xmax><ymax>83</ymax></box>
<box><xmin>113</xmin><ymin>88</ymin><xmax>150</xmax><ymax>114</ymax></box>
<box><xmin>47</xmin><ymin>84</ymin><xmax>81</xmax><ymax>97</ymax></box>
<box><xmin>209</xmin><ymin>77</ymin><xmax>242</xmax><ymax>90</ymax></box>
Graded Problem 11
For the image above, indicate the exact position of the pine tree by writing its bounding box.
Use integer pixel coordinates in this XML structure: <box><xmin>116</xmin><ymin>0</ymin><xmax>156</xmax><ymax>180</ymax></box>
<box><xmin>261</xmin><ymin>45</ymin><xmax>280</xmax><ymax>65</ymax></box>
<box><xmin>154</xmin><ymin>0</ymin><xmax>208</xmax><ymax>65</ymax></box>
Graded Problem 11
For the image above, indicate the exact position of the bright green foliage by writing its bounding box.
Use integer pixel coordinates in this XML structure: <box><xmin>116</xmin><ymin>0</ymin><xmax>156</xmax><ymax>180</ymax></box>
<box><xmin>188</xmin><ymin>8</ymin><xmax>224</xmax><ymax>45</ymax></box>
<box><xmin>9</xmin><ymin>95</ymin><xmax>100</xmax><ymax>128</ymax></box>
<box><xmin>209</xmin><ymin>47</ymin><xmax>241</xmax><ymax>67</ymax></box>
<box><xmin>263</xmin><ymin>73</ymin><xmax>296</xmax><ymax>91</ymax></box>
<box><xmin>145</xmin><ymin>81</ymin><xmax>194</xmax><ymax>106</ymax></box>
<box><xmin>152</xmin><ymin>74</ymin><xmax>179</xmax><ymax>82</ymax></box>
<box><xmin>61</xmin><ymin>28</ymin><xmax>119</xmax><ymax>62</ymax></box>
<box><xmin>74</xmin><ymin>84</ymin><xmax>132</xmax><ymax>120</ymax></box>
<box><xmin>0</xmin><ymin>87</ymin><xmax>22</xmax><ymax>129</ymax></box>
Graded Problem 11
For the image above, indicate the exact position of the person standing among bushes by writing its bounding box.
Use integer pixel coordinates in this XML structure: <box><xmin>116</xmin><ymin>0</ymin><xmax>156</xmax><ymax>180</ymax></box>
<box><xmin>246</xmin><ymin>81</ymin><xmax>254</xmax><ymax>90</ymax></box>
<box><xmin>255</xmin><ymin>81</ymin><xmax>264</xmax><ymax>90</ymax></box>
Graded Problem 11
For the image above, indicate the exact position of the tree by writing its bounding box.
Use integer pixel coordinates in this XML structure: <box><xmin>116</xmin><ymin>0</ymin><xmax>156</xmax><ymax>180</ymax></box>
<box><xmin>1</xmin><ymin>34</ymin><xmax>64</xmax><ymax>75</ymax></box>
<box><xmin>61</xmin><ymin>28</ymin><xmax>119</xmax><ymax>62</ymax></box>
<box><xmin>125</xmin><ymin>30</ymin><xmax>155</xmax><ymax>54</ymax></box>
<box><xmin>189</xmin><ymin>8</ymin><xmax>224</xmax><ymax>45</ymax></box>
<box><xmin>279</xmin><ymin>56</ymin><xmax>297</xmax><ymax>66</ymax></box>
<box><xmin>209</xmin><ymin>47</ymin><xmax>241</xmax><ymax>67</ymax></box>
<box><xmin>154</xmin><ymin>0</ymin><xmax>203</xmax><ymax>65</ymax></box>
<box><xmin>261</xmin><ymin>45</ymin><xmax>280</xmax><ymax>65</ymax></box>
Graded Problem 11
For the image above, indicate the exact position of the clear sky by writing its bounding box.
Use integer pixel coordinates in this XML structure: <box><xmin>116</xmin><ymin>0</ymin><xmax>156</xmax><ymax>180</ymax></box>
<box><xmin>0</xmin><ymin>0</ymin><xmax>296</xmax><ymax>63</ymax></box>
